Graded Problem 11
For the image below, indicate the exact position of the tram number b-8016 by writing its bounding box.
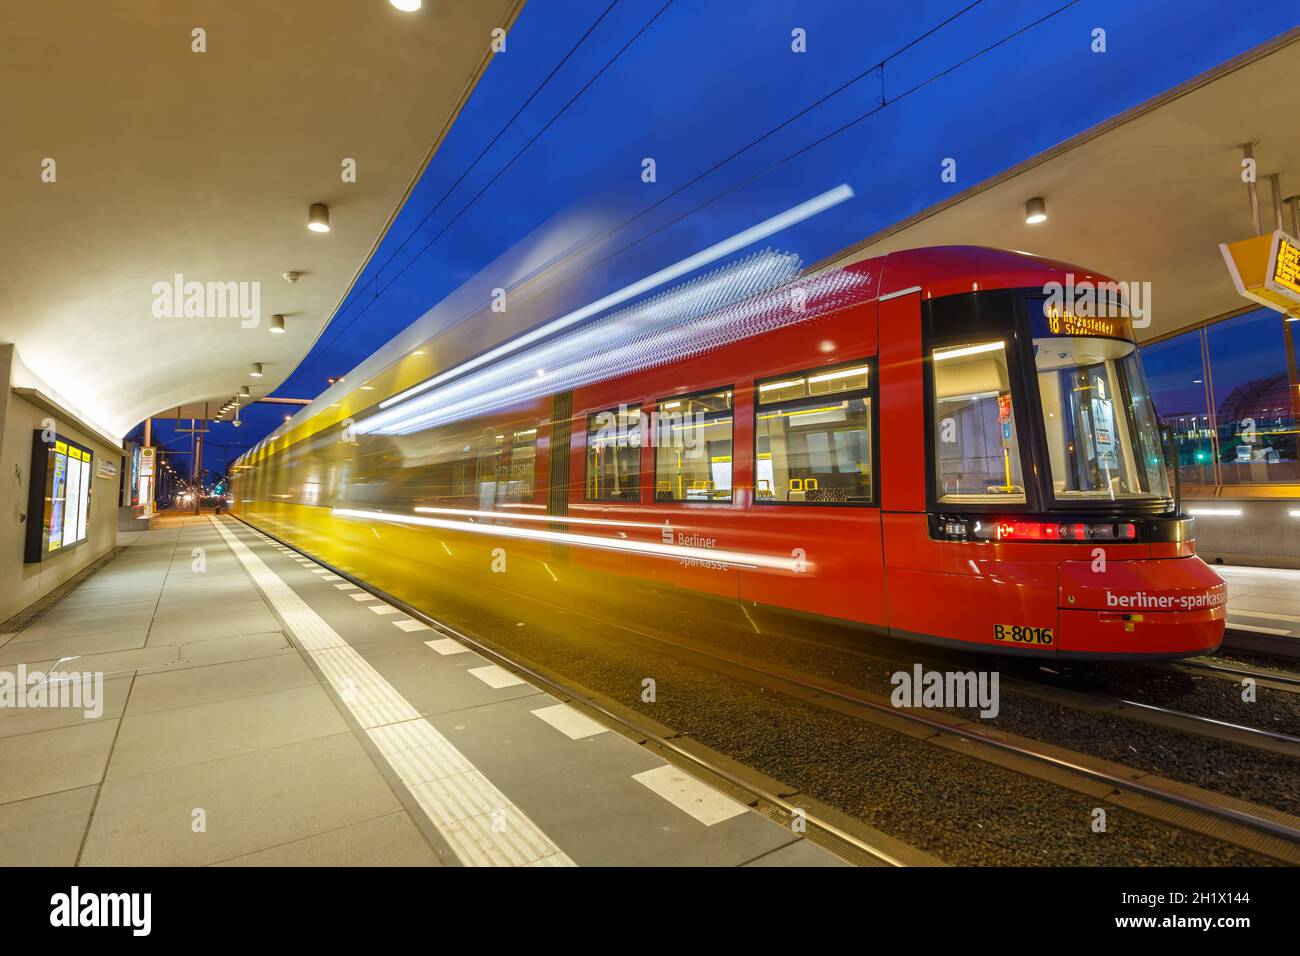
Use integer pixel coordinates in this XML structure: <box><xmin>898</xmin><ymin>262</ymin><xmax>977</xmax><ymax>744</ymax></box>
<box><xmin>993</xmin><ymin>624</ymin><xmax>1055</xmax><ymax>646</ymax></box>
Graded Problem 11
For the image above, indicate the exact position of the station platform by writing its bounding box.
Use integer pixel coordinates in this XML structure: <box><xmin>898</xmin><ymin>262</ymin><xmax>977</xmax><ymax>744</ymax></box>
<box><xmin>1218</xmin><ymin>564</ymin><xmax>1300</xmax><ymax>653</ymax></box>
<box><xmin>0</xmin><ymin>514</ymin><xmax>840</xmax><ymax>867</ymax></box>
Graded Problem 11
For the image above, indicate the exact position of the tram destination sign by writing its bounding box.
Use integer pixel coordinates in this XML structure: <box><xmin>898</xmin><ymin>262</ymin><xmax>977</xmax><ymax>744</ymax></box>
<box><xmin>1032</xmin><ymin>301</ymin><xmax>1136</xmax><ymax>343</ymax></box>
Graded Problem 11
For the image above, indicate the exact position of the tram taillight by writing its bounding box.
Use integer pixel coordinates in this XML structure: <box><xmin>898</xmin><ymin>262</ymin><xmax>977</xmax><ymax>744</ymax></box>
<box><xmin>932</xmin><ymin>516</ymin><xmax>1138</xmax><ymax>543</ymax></box>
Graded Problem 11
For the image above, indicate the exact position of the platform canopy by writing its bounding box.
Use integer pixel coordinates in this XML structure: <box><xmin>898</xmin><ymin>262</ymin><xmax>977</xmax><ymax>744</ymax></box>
<box><xmin>816</xmin><ymin>30</ymin><xmax>1300</xmax><ymax>342</ymax></box>
<box><xmin>0</xmin><ymin>0</ymin><xmax>522</xmax><ymax>438</ymax></box>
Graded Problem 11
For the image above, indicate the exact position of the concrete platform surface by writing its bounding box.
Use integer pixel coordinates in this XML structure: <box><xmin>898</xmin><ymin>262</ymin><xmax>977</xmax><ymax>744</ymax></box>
<box><xmin>1217</xmin><ymin>564</ymin><xmax>1300</xmax><ymax>654</ymax></box>
<box><xmin>0</xmin><ymin>514</ymin><xmax>842</xmax><ymax>868</ymax></box>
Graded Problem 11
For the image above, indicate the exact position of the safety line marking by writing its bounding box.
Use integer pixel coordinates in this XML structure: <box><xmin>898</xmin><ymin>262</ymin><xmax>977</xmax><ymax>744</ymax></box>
<box><xmin>394</xmin><ymin>620</ymin><xmax>431</xmax><ymax>633</ymax></box>
<box><xmin>1228</xmin><ymin>607</ymin><xmax>1300</xmax><ymax>623</ymax></box>
<box><xmin>531</xmin><ymin>703</ymin><xmax>608</xmax><ymax>740</ymax></box>
<box><xmin>1228</xmin><ymin>621</ymin><xmax>1292</xmax><ymax>635</ymax></box>
<box><xmin>208</xmin><ymin>517</ymin><xmax>574</xmax><ymax>867</ymax></box>
<box><xmin>425</xmin><ymin>638</ymin><xmax>469</xmax><ymax>655</ymax></box>
<box><xmin>632</xmin><ymin>765</ymin><xmax>748</xmax><ymax>826</ymax></box>
<box><xmin>469</xmin><ymin>665</ymin><xmax>527</xmax><ymax>689</ymax></box>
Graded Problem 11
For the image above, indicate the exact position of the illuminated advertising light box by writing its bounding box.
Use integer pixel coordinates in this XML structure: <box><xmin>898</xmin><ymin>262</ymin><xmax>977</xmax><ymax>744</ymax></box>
<box><xmin>24</xmin><ymin>431</ymin><xmax>94</xmax><ymax>564</ymax></box>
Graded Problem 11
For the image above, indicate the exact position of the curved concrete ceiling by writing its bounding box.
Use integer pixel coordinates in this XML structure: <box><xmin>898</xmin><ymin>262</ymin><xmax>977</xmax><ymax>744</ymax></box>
<box><xmin>0</xmin><ymin>0</ymin><xmax>523</xmax><ymax>439</ymax></box>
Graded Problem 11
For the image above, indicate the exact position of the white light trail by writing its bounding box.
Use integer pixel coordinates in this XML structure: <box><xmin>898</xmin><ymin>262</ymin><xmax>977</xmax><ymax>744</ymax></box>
<box><xmin>378</xmin><ymin>183</ymin><xmax>855</xmax><ymax>411</ymax></box>
<box><xmin>414</xmin><ymin>505</ymin><xmax>658</xmax><ymax>529</ymax></box>
<box><xmin>333</xmin><ymin>508</ymin><xmax>804</xmax><ymax>571</ymax></box>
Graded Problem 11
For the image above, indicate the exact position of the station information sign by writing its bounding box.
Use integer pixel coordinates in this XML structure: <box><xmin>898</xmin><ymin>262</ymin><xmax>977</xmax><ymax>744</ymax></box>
<box><xmin>1220</xmin><ymin>229</ymin><xmax>1300</xmax><ymax>317</ymax></box>
<box><xmin>1271</xmin><ymin>232</ymin><xmax>1300</xmax><ymax>298</ymax></box>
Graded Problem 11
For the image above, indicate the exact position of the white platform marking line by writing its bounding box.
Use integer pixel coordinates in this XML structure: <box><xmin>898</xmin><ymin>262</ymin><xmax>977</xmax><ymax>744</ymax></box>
<box><xmin>350</xmin><ymin>592</ymin><xmax>378</xmax><ymax>602</ymax></box>
<box><xmin>334</xmin><ymin>583</ymin><xmax>358</xmax><ymax>590</ymax></box>
<box><xmin>207</xmin><ymin>517</ymin><xmax>573</xmax><ymax>867</ymax></box>
<box><xmin>394</xmin><ymin>619</ymin><xmax>431</xmax><ymax>633</ymax></box>
<box><xmin>469</xmin><ymin>664</ymin><xmax>526</xmax><ymax>689</ymax></box>
<box><xmin>321</xmin><ymin>573</ymin><xmax>342</xmax><ymax>581</ymax></box>
<box><xmin>632</xmin><ymin>765</ymin><xmax>748</xmax><ymax>826</ymax></box>
<box><xmin>369</xmin><ymin>605</ymin><xmax>400</xmax><ymax>616</ymax></box>
<box><xmin>1228</xmin><ymin>621</ymin><xmax>1292</xmax><ymax>635</ymax></box>
<box><xmin>425</xmin><ymin>638</ymin><xmax>468</xmax><ymax>655</ymax></box>
<box><xmin>531</xmin><ymin>703</ymin><xmax>608</xmax><ymax>740</ymax></box>
<box><xmin>1228</xmin><ymin>607</ymin><xmax>1300</xmax><ymax>624</ymax></box>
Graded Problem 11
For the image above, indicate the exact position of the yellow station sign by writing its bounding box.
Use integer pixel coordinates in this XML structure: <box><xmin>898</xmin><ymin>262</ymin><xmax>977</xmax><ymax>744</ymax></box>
<box><xmin>1220</xmin><ymin>229</ymin><xmax>1300</xmax><ymax>317</ymax></box>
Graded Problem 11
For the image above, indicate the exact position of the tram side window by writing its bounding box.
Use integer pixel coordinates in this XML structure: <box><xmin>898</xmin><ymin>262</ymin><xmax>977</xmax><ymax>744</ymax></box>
<box><xmin>474</xmin><ymin>426</ymin><xmax>538</xmax><ymax>508</ymax></box>
<box><xmin>586</xmin><ymin>405</ymin><xmax>642</xmax><ymax>501</ymax></box>
<box><xmin>755</xmin><ymin>363</ymin><xmax>873</xmax><ymax>504</ymax></box>
<box><xmin>654</xmin><ymin>389</ymin><xmax>733</xmax><ymax>502</ymax></box>
<box><xmin>931</xmin><ymin>341</ymin><xmax>1026</xmax><ymax>504</ymax></box>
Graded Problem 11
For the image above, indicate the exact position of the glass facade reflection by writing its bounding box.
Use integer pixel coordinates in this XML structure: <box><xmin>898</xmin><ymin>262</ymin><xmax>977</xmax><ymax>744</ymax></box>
<box><xmin>1139</xmin><ymin>308</ymin><xmax>1300</xmax><ymax>490</ymax></box>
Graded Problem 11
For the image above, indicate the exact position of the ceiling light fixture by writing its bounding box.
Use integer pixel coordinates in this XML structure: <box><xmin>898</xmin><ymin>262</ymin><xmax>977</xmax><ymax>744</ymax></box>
<box><xmin>250</xmin><ymin>363</ymin><xmax>263</xmax><ymax>377</ymax></box>
<box><xmin>390</xmin><ymin>0</ymin><xmax>422</xmax><ymax>11</ymax></box>
<box><xmin>270</xmin><ymin>314</ymin><xmax>286</xmax><ymax>334</ymax></box>
<box><xmin>1025</xmin><ymin>197</ymin><xmax>1047</xmax><ymax>224</ymax></box>
<box><xmin>240</xmin><ymin>385</ymin><xmax>250</xmax><ymax>396</ymax></box>
<box><xmin>307</xmin><ymin>203</ymin><xmax>331</xmax><ymax>233</ymax></box>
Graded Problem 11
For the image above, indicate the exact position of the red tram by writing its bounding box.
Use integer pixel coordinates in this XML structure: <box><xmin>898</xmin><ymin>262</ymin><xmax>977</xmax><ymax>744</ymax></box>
<box><xmin>234</xmin><ymin>245</ymin><xmax>1227</xmax><ymax>659</ymax></box>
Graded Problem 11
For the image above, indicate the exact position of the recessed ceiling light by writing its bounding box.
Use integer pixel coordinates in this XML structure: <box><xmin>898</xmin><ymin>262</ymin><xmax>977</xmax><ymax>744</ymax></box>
<box><xmin>1025</xmin><ymin>196</ymin><xmax>1047</xmax><ymax>225</ymax></box>
<box><xmin>390</xmin><ymin>0</ymin><xmax>422</xmax><ymax>10</ymax></box>
<box><xmin>308</xmin><ymin>203</ymin><xmax>331</xmax><ymax>233</ymax></box>
<box><xmin>240</xmin><ymin>385</ymin><xmax>250</xmax><ymax>396</ymax></box>
<box><xmin>250</xmin><ymin>363</ymin><xmax>263</xmax><ymax>377</ymax></box>
<box><xmin>270</xmin><ymin>314</ymin><xmax>286</xmax><ymax>334</ymax></box>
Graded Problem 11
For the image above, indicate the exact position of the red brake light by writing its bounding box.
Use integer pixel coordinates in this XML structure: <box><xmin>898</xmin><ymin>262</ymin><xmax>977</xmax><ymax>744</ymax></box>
<box><xmin>989</xmin><ymin>520</ymin><xmax>1139</xmax><ymax>542</ymax></box>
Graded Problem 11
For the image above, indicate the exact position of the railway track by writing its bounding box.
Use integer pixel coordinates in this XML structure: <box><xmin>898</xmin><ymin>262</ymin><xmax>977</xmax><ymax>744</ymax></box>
<box><xmin>1171</xmin><ymin>658</ymin><xmax>1300</xmax><ymax>690</ymax></box>
<box><xmin>751</xmin><ymin>619</ymin><xmax>1300</xmax><ymax>755</ymax></box>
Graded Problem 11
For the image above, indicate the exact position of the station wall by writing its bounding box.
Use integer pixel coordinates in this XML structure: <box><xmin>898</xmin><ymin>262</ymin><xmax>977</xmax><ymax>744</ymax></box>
<box><xmin>0</xmin><ymin>345</ymin><xmax>121</xmax><ymax>624</ymax></box>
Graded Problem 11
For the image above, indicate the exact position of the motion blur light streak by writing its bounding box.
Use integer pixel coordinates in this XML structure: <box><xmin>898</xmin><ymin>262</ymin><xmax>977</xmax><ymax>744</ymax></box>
<box><xmin>413</xmin><ymin>504</ymin><xmax>658</xmax><ymax>529</ymax></box>
<box><xmin>377</xmin><ymin>184</ymin><xmax>855</xmax><ymax>411</ymax></box>
<box><xmin>360</xmin><ymin>251</ymin><xmax>874</xmax><ymax>436</ymax></box>
<box><xmin>332</xmin><ymin>508</ymin><xmax>804</xmax><ymax>571</ymax></box>
<box><xmin>362</xmin><ymin>249</ymin><xmax>798</xmax><ymax>434</ymax></box>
